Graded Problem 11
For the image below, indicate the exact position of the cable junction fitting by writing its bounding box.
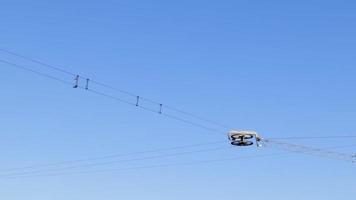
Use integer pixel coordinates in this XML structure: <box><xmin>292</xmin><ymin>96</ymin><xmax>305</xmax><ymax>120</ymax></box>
<box><xmin>228</xmin><ymin>130</ymin><xmax>263</xmax><ymax>147</ymax></box>
<box><xmin>73</xmin><ymin>75</ymin><xmax>79</xmax><ymax>88</ymax></box>
<box><xmin>159</xmin><ymin>104</ymin><xmax>163</xmax><ymax>114</ymax></box>
<box><xmin>136</xmin><ymin>96</ymin><xmax>140</xmax><ymax>106</ymax></box>
<box><xmin>85</xmin><ymin>78</ymin><xmax>90</xmax><ymax>90</ymax></box>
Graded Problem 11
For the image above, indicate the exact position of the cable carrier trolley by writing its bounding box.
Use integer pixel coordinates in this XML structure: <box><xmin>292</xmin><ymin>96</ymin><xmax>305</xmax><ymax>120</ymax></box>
<box><xmin>228</xmin><ymin>130</ymin><xmax>263</xmax><ymax>147</ymax></box>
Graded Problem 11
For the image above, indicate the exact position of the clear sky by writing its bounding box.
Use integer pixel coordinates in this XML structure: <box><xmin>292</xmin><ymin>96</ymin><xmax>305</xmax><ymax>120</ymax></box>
<box><xmin>1</xmin><ymin>0</ymin><xmax>355</xmax><ymax>199</ymax></box>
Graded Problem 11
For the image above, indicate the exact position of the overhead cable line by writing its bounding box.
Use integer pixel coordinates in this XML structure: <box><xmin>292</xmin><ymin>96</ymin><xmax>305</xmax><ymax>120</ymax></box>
<box><xmin>0</xmin><ymin>59</ymin><xmax>72</xmax><ymax>86</ymax></box>
<box><xmin>2</xmin><ymin>58</ymin><xmax>356</xmax><ymax>142</ymax></box>
<box><xmin>1</xmin><ymin>49</ymin><xmax>355</xmax><ymax>166</ymax></box>
<box><xmin>86</xmin><ymin>88</ymin><xmax>224</xmax><ymax>134</ymax></box>
<box><xmin>2</xmin><ymin>49</ymin><xmax>354</xmax><ymax>139</ymax></box>
<box><xmin>1</xmin><ymin>153</ymin><xmax>286</xmax><ymax>179</ymax></box>
<box><xmin>5</xmin><ymin>142</ymin><xmax>355</xmax><ymax>180</ymax></box>
<box><xmin>0</xmin><ymin>140</ymin><xmax>226</xmax><ymax>173</ymax></box>
<box><xmin>0</xmin><ymin>58</ymin><xmax>225</xmax><ymax>135</ymax></box>
<box><xmin>263</xmin><ymin>140</ymin><xmax>356</xmax><ymax>163</ymax></box>
<box><xmin>0</xmin><ymin>48</ymin><xmax>233</xmax><ymax>131</ymax></box>
<box><xmin>227</xmin><ymin>131</ymin><xmax>356</xmax><ymax>163</ymax></box>
<box><xmin>2</xmin><ymin>143</ymin><xmax>355</xmax><ymax>179</ymax></box>
<box><xmin>0</xmin><ymin>48</ymin><xmax>76</xmax><ymax>76</ymax></box>
<box><xmin>0</xmin><ymin>146</ymin><xmax>232</xmax><ymax>178</ymax></box>
<box><xmin>265</xmin><ymin>135</ymin><xmax>356</xmax><ymax>140</ymax></box>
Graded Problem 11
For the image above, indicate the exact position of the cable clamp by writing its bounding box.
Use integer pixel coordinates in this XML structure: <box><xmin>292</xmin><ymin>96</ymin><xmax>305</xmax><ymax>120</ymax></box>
<box><xmin>136</xmin><ymin>96</ymin><xmax>140</xmax><ymax>106</ymax></box>
<box><xmin>85</xmin><ymin>78</ymin><xmax>90</xmax><ymax>90</ymax></box>
<box><xmin>73</xmin><ymin>75</ymin><xmax>79</xmax><ymax>88</ymax></box>
<box><xmin>159</xmin><ymin>104</ymin><xmax>163</xmax><ymax>114</ymax></box>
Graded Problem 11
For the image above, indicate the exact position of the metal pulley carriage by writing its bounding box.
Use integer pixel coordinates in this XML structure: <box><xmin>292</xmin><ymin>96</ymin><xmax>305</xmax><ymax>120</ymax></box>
<box><xmin>228</xmin><ymin>130</ymin><xmax>263</xmax><ymax>147</ymax></box>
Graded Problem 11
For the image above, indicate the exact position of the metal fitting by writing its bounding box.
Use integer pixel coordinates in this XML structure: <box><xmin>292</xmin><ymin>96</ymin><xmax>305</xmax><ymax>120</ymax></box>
<box><xmin>228</xmin><ymin>130</ymin><xmax>263</xmax><ymax>147</ymax></box>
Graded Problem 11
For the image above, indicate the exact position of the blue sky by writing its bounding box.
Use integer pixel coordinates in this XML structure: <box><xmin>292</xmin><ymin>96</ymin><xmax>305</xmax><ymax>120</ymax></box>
<box><xmin>0</xmin><ymin>0</ymin><xmax>355</xmax><ymax>199</ymax></box>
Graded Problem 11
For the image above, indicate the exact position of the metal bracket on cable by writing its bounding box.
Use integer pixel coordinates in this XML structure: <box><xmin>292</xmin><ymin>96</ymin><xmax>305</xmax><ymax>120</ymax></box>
<box><xmin>73</xmin><ymin>75</ymin><xmax>79</xmax><ymax>88</ymax></box>
<box><xmin>159</xmin><ymin>104</ymin><xmax>163</xmax><ymax>114</ymax></box>
<box><xmin>85</xmin><ymin>78</ymin><xmax>90</xmax><ymax>90</ymax></box>
<box><xmin>228</xmin><ymin>130</ymin><xmax>263</xmax><ymax>147</ymax></box>
<box><xmin>136</xmin><ymin>96</ymin><xmax>140</xmax><ymax>106</ymax></box>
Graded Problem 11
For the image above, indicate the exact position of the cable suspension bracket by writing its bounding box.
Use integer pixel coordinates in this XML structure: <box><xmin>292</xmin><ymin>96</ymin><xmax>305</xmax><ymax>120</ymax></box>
<box><xmin>159</xmin><ymin>104</ymin><xmax>163</xmax><ymax>114</ymax></box>
<box><xmin>85</xmin><ymin>78</ymin><xmax>90</xmax><ymax>90</ymax></box>
<box><xmin>136</xmin><ymin>96</ymin><xmax>140</xmax><ymax>106</ymax></box>
<box><xmin>73</xmin><ymin>75</ymin><xmax>79</xmax><ymax>88</ymax></box>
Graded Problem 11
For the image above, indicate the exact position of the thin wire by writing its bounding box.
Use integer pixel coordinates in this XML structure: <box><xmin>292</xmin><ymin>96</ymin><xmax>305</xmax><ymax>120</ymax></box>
<box><xmin>1</xmin><ymin>153</ymin><xmax>286</xmax><ymax>179</ymax></box>
<box><xmin>4</xmin><ymin>49</ymin><xmax>355</xmax><ymax>138</ymax></box>
<box><xmin>86</xmin><ymin>88</ymin><xmax>136</xmax><ymax>106</ymax></box>
<box><xmin>137</xmin><ymin>96</ymin><xmax>232</xmax><ymax>129</ymax></box>
<box><xmin>266</xmin><ymin>135</ymin><xmax>356</xmax><ymax>140</ymax></box>
<box><xmin>309</xmin><ymin>143</ymin><xmax>356</xmax><ymax>150</ymax></box>
<box><xmin>2</xmin><ymin>59</ymin><xmax>355</xmax><ymax>140</ymax></box>
<box><xmin>87</xmin><ymin>83</ymin><xmax>232</xmax><ymax>130</ymax></box>
<box><xmin>87</xmin><ymin>88</ymin><xmax>224</xmax><ymax>135</ymax></box>
<box><xmin>3</xmin><ymin>142</ymin><xmax>355</xmax><ymax>179</ymax></box>
<box><xmin>0</xmin><ymin>140</ymin><xmax>226</xmax><ymax>173</ymax></box>
<box><xmin>163</xmin><ymin>105</ymin><xmax>233</xmax><ymax>130</ymax></box>
<box><xmin>263</xmin><ymin>139</ymin><xmax>356</xmax><ymax>163</ymax></box>
<box><xmin>0</xmin><ymin>59</ymin><xmax>72</xmax><ymax>86</ymax></box>
<box><xmin>2</xmin><ymin>143</ymin><xmax>355</xmax><ymax>179</ymax></box>
<box><xmin>0</xmin><ymin>146</ymin><xmax>232</xmax><ymax>178</ymax></box>
<box><xmin>0</xmin><ymin>49</ymin><xmax>76</xmax><ymax>76</ymax></box>
<box><xmin>90</xmin><ymin>80</ymin><xmax>137</xmax><ymax>97</ymax></box>
<box><xmin>2</xmin><ymin>51</ymin><xmax>355</xmax><ymax>169</ymax></box>
<box><xmin>0</xmin><ymin>48</ymin><xmax>233</xmax><ymax>130</ymax></box>
<box><xmin>1</xmin><ymin>58</ymin><xmax>225</xmax><ymax>136</ymax></box>
<box><xmin>161</xmin><ymin>113</ymin><xmax>224</xmax><ymax>134</ymax></box>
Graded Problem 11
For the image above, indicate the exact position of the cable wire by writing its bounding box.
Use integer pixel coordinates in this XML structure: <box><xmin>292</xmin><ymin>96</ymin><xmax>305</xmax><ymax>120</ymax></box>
<box><xmin>0</xmin><ymin>140</ymin><xmax>226</xmax><ymax>173</ymax></box>
<box><xmin>266</xmin><ymin>135</ymin><xmax>356</xmax><ymax>140</ymax></box>
<box><xmin>0</xmin><ymin>146</ymin><xmax>232</xmax><ymax>178</ymax></box>
<box><xmin>0</xmin><ymin>59</ymin><xmax>72</xmax><ymax>86</ymax></box>
<box><xmin>3</xmin><ymin>50</ymin><xmax>355</xmax><ymax>139</ymax></box>
<box><xmin>0</xmin><ymin>49</ymin><xmax>76</xmax><ymax>76</ymax></box>
<box><xmin>0</xmin><ymin>58</ymin><xmax>225</xmax><ymax>136</ymax></box>
<box><xmin>263</xmin><ymin>139</ymin><xmax>356</xmax><ymax>163</ymax></box>
<box><xmin>0</xmin><ymin>48</ymin><xmax>233</xmax><ymax>131</ymax></box>
<box><xmin>0</xmin><ymin>142</ymin><xmax>356</xmax><ymax>178</ymax></box>
<box><xmin>1</xmin><ymin>152</ymin><xmax>286</xmax><ymax>179</ymax></box>
<box><xmin>7</xmin><ymin>142</ymin><xmax>356</xmax><ymax>180</ymax></box>
<box><xmin>2</xmin><ymin>49</ymin><xmax>356</xmax><ymax>172</ymax></box>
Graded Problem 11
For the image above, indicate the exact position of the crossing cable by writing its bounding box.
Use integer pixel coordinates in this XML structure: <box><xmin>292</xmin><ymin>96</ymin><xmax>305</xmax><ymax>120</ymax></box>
<box><xmin>1</xmin><ymin>153</ymin><xmax>287</xmax><ymax>179</ymax></box>
<box><xmin>1</xmin><ymin>59</ymin><xmax>356</xmax><ymax>140</ymax></box>
<box><xmin>0</xmin><ymin>48</ymin><xmax>233</xmax><ymax>131</ymax></box>
<box><xmin>0</xmin><ymin>58</ymin><xmax>225</xmax><ymax>135</ymax></box>
<box><xmin>0</xmin><ymin>48</ymin><xmax>76</xmax><ymax>76</ymax></box>
<box><xmin>86</xmin><ymin>88</ymin><xmax>224</xmax><ymax>133</ymax></box>
<box><xmin>1</xmin><ymin>143</ymin><xmax>355</xmax><ymax>179</ymax></box>
<box><xmin>262</xmin><ymin>139</ymin><xmax>356</xmax><ymax>163</ymax></box>
<box><xmin>0</xmin><ymin>59</ymin><xmax>72</xmax><ymax>86</ymax></box>
<box><xmin>0</xmin><ymin>146</ymin><xmax>232</xmax><ymax>178</ymax></box>
<box><xmin>265</xmin><ymin>135</ymin><xmax>356</xmax><ymax>140</ymax></box>
<box><xmin>3</xmin><ymin>49</ymin><xmax>356</xmax><ymax>138</ymax></box>
<box><xmin>1</xmin><ymin>50</ymin><xmax>355</xmax><ymax>166</ymax></box>
<box><xmin>81</xmin><ymin>79</ymin><xmax>232</xmax><ymax>130</ymax></box>
<box><xmin>0</xmin><ymin>140</ymin><xmax>226</xmax><ymax>173</ymax></box>
<box><xmin>4</xmin><ymin>143</ymin><xmax>356</xmax><ymax>180</ymax></box>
